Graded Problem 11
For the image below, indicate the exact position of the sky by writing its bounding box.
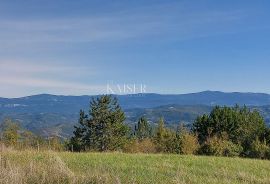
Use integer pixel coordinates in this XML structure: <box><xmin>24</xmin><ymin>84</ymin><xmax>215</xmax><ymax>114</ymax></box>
<box><xmin>0</xmin><ymin>0</ymin><xmax>270</xmax><ymax>97</ymax></box>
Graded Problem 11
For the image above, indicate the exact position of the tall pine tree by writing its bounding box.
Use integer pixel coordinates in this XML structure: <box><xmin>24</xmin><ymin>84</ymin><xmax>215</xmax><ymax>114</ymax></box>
<box><xmin>70</xmin><ymin>95</ymin><xmax>129</xmax><ymax>152</ymax></box>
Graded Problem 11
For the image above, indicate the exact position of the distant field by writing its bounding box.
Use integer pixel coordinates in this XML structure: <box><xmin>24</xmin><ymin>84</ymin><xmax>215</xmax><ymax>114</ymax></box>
<box><xmin>1</xmin><ymin>151</ymin><xmax>270</xmax><ymax>184</ymax></box>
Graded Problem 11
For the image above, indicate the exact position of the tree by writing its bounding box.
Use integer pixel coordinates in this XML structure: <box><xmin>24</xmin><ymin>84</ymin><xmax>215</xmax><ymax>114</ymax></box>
<box><xmin>153</xmin><ymin>117</ymin><xmax>175</xmax><ymax>153</ymax></box>
<box><xmin>155</xmin><ymin>118</ymin><xmax>166</xmax><ymax>141</ymax></box>
<box><xmin>192</xmin><ymin>105</ymin><xmax>267</xmax><ymax>156</ymax></box>
<box><xmin>0</xmin><ymin>119</ymin><xmax>21</xmax><ymax>146</ymax></box>
<box><xmin>249</xmin><ymin>137</ymin><xmax>270</xmax><ymax>159</ymax></box>
<box><xmin>175</xmin><ymin>124</ymin><xmax>199</xmax><ymax>155</ymax></box>
<box><xmin>134</xmin><ymin>117</ymin><xmax>151</xmax><ymax>140</ymax></box>
<box><xmin>69</xmin><ymin>110</ymin><xmax>87</xmax><ymax>151</ymax></box>
<box><xmin>153</xmin><ymin>117</ymin><xmax>166</xmax><ymax>152</ymax></box>
<box><xmin>70</xmin><ymin>95</ymin><xmax>129</xmax><ymax>152</ymax></box>
<box><xmin>264</xmin><ymin>127</ymin><xmax>270</xmax><ymax>145</ymax></box>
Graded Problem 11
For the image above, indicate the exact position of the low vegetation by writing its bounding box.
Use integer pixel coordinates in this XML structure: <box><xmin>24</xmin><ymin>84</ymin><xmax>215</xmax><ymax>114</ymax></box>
<box><xmin>1</xmin><ymin>150</ymin><xmax>270</xmax><ymax>184</ymax></box>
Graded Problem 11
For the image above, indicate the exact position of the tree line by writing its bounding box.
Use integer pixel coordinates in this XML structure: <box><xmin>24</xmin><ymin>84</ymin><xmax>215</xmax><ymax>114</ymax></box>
<box><xmin>69</xmin><ymin>95</ymin><xmax>270</xmax><ymax>159</ymax></box>
<box><xmin>1</xmin><ymin>95</ymin><xmax>270</xmax><ymax>159</ymax></box>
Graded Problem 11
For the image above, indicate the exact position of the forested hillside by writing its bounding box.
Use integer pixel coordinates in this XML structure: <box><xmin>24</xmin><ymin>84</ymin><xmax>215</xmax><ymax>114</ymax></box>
<box><xmin>1</xmin><ymin>91</ymin><xmax>270</xmax><ymax>137</ymax></box>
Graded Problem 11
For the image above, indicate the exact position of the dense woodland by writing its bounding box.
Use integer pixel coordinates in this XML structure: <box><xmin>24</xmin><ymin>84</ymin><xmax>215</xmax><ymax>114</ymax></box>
<box><xmin>1</xmin><ymin>95</ymin><xmax>270</xmax><ymax>160</ymax></box>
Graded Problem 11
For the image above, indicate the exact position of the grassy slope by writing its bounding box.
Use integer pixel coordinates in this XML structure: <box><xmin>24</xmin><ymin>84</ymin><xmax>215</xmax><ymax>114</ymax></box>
<box><xmin>1</xmin><ymin>151</ymin><xmax>270</xmax><ymax>184</ymax></box>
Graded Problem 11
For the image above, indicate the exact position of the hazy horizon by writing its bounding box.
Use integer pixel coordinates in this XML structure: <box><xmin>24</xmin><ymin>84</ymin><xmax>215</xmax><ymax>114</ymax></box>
<box><xmin>2</xmin><ymin>90</ymin><xmax>270</xmax><ymax>99</ymax></box>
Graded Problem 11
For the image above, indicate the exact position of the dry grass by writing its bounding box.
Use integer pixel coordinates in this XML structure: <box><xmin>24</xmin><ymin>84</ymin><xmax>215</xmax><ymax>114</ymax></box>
<box><xmin>0</xmin><ymin>150</ymin><xmax>113</xmax><ymax>184</ymax></box>
<box><xmin>1</xmin><ymin>151</ymin><xmax>74</xmax><ymax>184</ymax></box>
<box><xmin>1</xmin><ymin>150</ymin><xmax>270</xmax><ymax>184</ymax></box>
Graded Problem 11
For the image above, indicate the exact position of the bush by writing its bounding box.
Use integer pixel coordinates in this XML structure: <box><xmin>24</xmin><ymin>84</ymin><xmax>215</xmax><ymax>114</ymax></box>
<box><xmin>199</xmin><ymin>136</ymin><xmax>243</xmax><ymax>157</ymax></box>
<box><xmin>124</xmin><ymin>138</ymin><xmax>156</xmax><ymax>153</ymax></box>
<box><xmin>179</xmin><ymin>133</ymin><xmax>199</xmax><ymax>155</ymax></box>
<box><xmin>223</xmin><ymin>141</ymin><xmax>243</xmax><ymax>157</ymax></box>
<box><xmin>249</xmin><ymin>138</ymin><xmax>270</xmax><ymax>159</ymax></box>
<box><xmin>192</xmin><ymin>105</ymin><xmax>266</xmax><ymax>148</ymax></box>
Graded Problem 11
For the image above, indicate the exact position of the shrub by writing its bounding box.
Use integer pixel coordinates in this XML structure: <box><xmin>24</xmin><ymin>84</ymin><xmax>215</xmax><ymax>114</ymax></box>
<box><xmin>172</xmin><ymin>125</ymin><xmax>199</xmax><ymax>155</ymax></box>
<box><xmin>124</xmin><ymin>138</ymin><xmax>156</xmax><ymax>153</ymax></box>
<box><xmin>192</xmin><ymin>105</ymin><xmax>266</xmax><ymax>148</ymax></box>
<box><xmin>223</xmin><ymin>141</ymin><xmax>243</xmax><ymax>157</ymax></box>
<box><xmin>199</xmin><ymin>136</ymin><xmax>243</xmax><ymax>157</ymax></box>
<box><xmin>172</xmin><ymin>132</ymin><xmax>200</xmax><ymax>155</ymax></box>
<box><xmin>178</xmin><ymin>133</ymin><xmax>199</xmax><ymax>155</ymax></box>
<box><xmin>249</xmin><ymin>138</ymin><xmax>270</xmax><ymax>159</ymax></box>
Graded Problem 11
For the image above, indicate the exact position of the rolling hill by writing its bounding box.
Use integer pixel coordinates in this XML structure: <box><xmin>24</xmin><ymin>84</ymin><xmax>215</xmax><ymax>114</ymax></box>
<box><xmin>1</xmin><ymin>91</ymin><xmax>270</xmax><ymax>137</ymax></box>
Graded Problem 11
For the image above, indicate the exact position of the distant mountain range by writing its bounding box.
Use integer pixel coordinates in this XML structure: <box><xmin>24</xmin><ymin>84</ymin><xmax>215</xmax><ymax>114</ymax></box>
<box><xmin>1</xmin><ymin>91</ymin><xmax>270</xmax><ymax>137</ymax></box>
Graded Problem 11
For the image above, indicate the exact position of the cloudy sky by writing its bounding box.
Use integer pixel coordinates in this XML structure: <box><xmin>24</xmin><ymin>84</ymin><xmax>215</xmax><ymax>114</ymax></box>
<box><xmin>0</xmin><ymin>0</ymin><xmax>270</xmax><ymax>97</ymax></box>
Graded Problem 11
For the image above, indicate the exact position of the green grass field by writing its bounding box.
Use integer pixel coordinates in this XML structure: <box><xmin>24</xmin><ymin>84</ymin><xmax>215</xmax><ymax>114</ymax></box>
<box><xmin>1</xmin><ymin>151</ymin><xmax>270</xmax><ymax>184</ymax></box>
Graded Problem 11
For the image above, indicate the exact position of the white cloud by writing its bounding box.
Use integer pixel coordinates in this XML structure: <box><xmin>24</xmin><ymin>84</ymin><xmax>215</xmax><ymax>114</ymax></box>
<box><xmin>0</xmin><ymin>76</ymin><xmax>102</xmax><ymax>90</ymax></box>
<box><xmin>0</xmin><ymin>60</ymin><xmax>104</xmax><ymax>97</ymax></box>
<box><xmin>0</xmin><ymin>76</ymin><xmax>105</xmax><ymax>92</ymax></box>
<box><xmin>0</xmin><ymin>60</ymin><xmax>96</xmax><ymax>75</ymax></box>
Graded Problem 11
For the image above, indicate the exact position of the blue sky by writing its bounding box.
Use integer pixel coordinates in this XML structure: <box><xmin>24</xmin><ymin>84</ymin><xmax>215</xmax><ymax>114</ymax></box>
<box><xmin>0</xmin><ymin>0</ymin><xmax>270</xmax><ymax>97</ymax></box>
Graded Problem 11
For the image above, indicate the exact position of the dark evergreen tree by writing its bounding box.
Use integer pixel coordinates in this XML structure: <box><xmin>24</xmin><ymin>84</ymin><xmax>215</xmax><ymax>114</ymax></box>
<box><xmin>69</xmin><ymin>110</ymin><xmax>87</xmax><ymax>151</ymax></box>
<box><xmin>70</xmin><ymin>95</ymin><xmax>129</xmax><ymax>152</ymax></box>
<box><xmin>134</xmin><ymin>117</ymin><xmax>151</xmax><ymax>140</ymax></box>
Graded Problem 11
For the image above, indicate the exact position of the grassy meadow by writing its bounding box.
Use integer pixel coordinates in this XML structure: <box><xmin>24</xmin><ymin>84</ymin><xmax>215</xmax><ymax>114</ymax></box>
<box><xmin>1</xmin><ymin>150</ymin><xmax>270</xmax><ymax>184</ymax></box>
